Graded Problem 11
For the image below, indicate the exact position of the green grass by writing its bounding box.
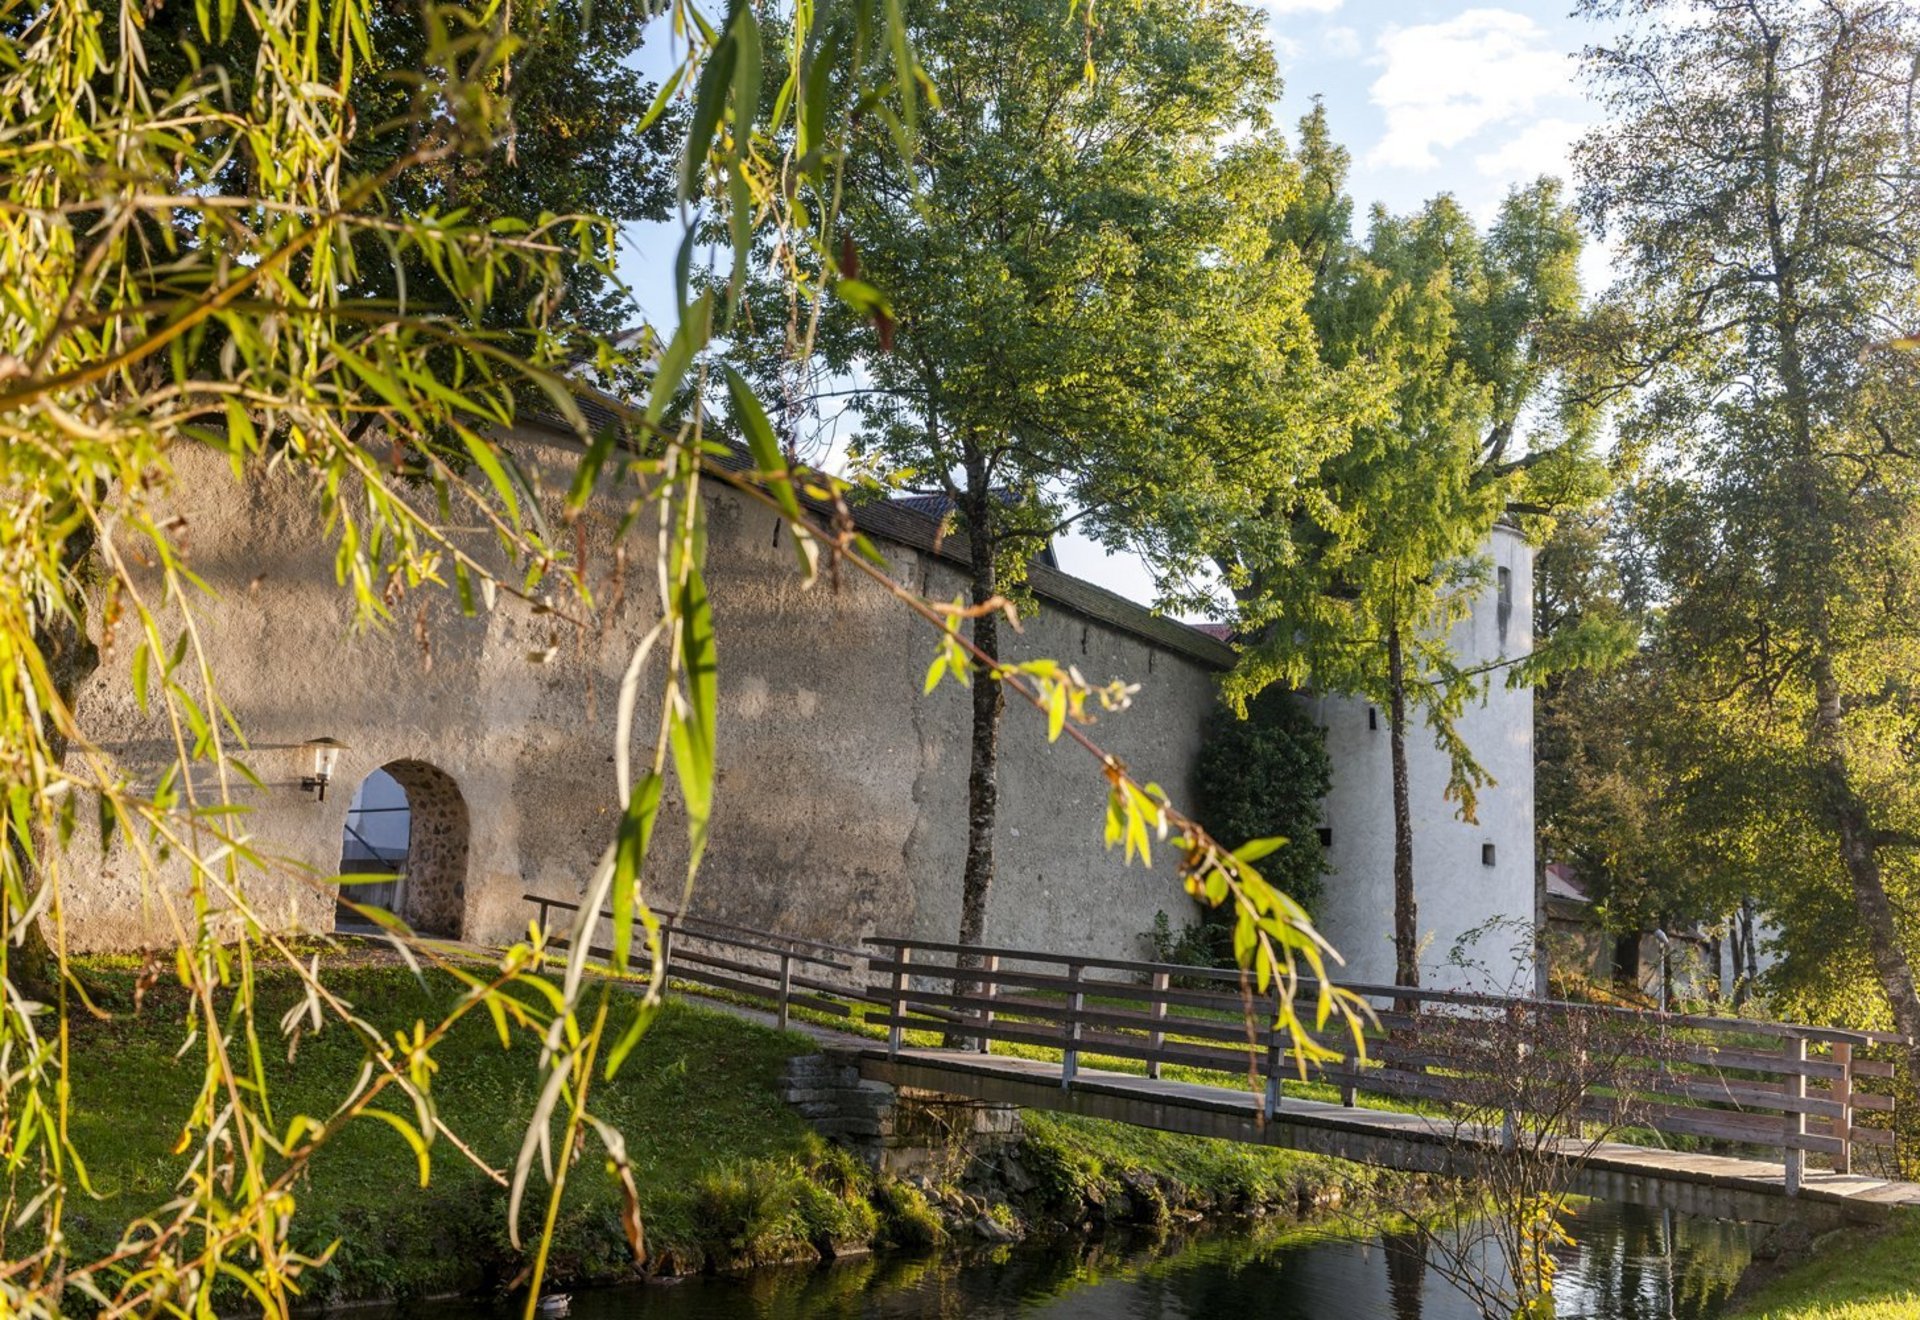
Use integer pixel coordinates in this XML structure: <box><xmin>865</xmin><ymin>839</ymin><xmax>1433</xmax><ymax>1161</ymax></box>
<box><xmin>58</xmin><ymin>959</ymin><xmax>864</xmax><ymax>1303</ymax></box>
<box><xmin>53</xmin><ymin>958</ymin><xmax>1383</xmax><ymax>1307</ymax></box>
<box><xmin>1723</xmin><ymin>1212</ymin><xmax>1920</xmax><ymax>1319</ymax></box>
<box><xmin>1017</xmin><ymin>1108</ymin><xmax>1377</xmax><ymax>1218</ymax></box>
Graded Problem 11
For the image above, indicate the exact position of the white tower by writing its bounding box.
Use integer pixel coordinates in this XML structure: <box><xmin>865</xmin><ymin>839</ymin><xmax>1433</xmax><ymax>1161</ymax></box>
<box><xmin>1305</xmin><ymin>525</ymin><xmax>1536</xmax><ymax>992</ymax></box>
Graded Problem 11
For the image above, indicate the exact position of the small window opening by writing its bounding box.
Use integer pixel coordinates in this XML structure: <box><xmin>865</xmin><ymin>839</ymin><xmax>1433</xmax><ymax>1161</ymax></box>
<box><xmin>1481</xmin><ymin>842</ymin><xmax>1497</xmax><ymax>868</ymax></box>
<box><xmin>1316</xmin><ymin>827</ymin><xmax>1333</xmax><ymax>849</ymax></box>
<box><xmin>1497</xmin><ymin>566</ymin><xmax>1514</xmax><ymax>643</ymax></box>
<box><xmin>1367</xmin><ymin>706</ymin><xmax>1378</xmax><ymax>731</ymax></box>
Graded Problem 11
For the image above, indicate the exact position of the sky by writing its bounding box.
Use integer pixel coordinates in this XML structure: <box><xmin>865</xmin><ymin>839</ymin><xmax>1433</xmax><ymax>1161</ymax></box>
<box><xmin>615</xmin><ymin>2</ymin><xmax>1611</xmax><ymax>611</ymax></box>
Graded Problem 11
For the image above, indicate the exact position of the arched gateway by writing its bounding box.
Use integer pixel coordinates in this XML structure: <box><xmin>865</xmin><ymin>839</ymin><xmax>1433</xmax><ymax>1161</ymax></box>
<box><xmin>335</xmin><ymin>760</ymin><xmax>469</xmax><ymax>938</ymax></box>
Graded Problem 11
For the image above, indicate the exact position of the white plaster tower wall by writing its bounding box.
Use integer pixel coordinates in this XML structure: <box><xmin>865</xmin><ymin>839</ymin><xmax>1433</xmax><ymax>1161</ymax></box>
<box><xmin>1306</xmin><ymin>525</ymin><xmax>1536</xmax><ymax>992</ymax></box>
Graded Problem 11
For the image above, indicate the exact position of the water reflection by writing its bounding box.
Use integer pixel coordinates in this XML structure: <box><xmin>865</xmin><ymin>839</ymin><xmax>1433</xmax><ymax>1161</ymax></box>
<box><xmin>1384</xmin><ymin>1232</ymin><xmax>1428</xmax><ymax>1320</ymax></box>
<box><xmin>434</xmin><ymin>1201</ymin><xmax>1757</xmax><ymax>1320</ymax></box>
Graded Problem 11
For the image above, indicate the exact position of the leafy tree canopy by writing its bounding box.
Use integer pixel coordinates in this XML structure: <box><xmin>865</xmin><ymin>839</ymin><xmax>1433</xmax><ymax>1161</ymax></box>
<box><xmin>723</xmin><ymin>0</ymin><xmax>1353</xmax><ymax>962</ymax></box>
<box><xmin>1571</xmin><ymin>0</ymin><xmax>1920</xmax><ymax>1050</ymax></box>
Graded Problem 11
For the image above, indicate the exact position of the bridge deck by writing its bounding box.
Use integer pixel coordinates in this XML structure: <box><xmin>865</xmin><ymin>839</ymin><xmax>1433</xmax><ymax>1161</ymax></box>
<box><xmin>857</xmin><ymin>1044</ymin><xmax>1920</xmax><ymax>1226</ymax></box>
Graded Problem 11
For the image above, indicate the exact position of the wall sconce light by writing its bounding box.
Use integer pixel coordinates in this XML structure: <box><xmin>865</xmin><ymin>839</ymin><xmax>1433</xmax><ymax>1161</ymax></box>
<box><xmin>300</xmin><ymin>737</ymin><xmax>348</xmax><ymax>801</ymax></box>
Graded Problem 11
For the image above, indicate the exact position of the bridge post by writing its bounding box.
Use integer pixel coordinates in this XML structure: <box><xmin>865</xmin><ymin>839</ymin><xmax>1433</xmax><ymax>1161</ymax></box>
<box><xmin>661</xmin><ymin>925</ymin><xmax>674</xmax><ymax>979</ymax></box>
<box><xmin>1062</xmin><ymin>962</ymin><xmax>1084</xmax><ymax>1090</ymax></box>
<box><xmin>1147</xmin><ymin>971</ymin><xmax>1169</xmax><ymax>1080</ymax></box>
<box><xmin>888</xmin><ymin>945</ymin><xmax>911</xmax><ymax>1060</ymax></box>
<box><xmin>979</xmin><ymin>955</ymin><xmax>998</xmax><ymax>1054</ymax></box>
<box><xmin>1832</xmin><ymin>1042</ymin><xmax>1853</xmax><ymax>1176</ymax></box>
<box><xmin>777</xmin><ymin>952</ymin><xmax>793</xmax><ymax>1033</ymax></box>
<box><xmin>1785</xmin><ymin>1036</ymin><xmax>1807</xmax><ymax>1196</ymax></box>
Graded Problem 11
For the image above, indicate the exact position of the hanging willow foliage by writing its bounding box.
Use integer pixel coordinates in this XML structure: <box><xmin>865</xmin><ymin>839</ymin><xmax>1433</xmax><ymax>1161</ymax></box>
<box><xmin>0</xmin><ymin>0</ymin><xmax>1366</xmax><ymax>1313</ymax></box>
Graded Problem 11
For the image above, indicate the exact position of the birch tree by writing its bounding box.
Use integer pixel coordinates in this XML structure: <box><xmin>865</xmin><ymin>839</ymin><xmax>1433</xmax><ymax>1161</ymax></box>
<box><xmin>1578</xmin><ymin>0</ymin><xmax>1920</xmax><ymax>1075</ymax></box>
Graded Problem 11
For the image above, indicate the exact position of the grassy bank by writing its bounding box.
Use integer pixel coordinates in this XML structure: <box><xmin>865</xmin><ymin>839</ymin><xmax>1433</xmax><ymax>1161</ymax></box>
<box><xmin>1723</xmin><ymin>1213</ymin><xmax>1920</xmax><ymax>1319</ymax></box>
<box><xmin>55</xmin><ymin>957</ymin><xmax>1371</xmax><ymax>1306</ymax></box>
<box><xmin>60</xmin><ymin>958</ymin><xmax>868</xmax><ymax>1302</ymax></box>
<box><xmin>1016</xmin><ymin>1110</ymin><xmax>1377</xmax><ymax>1221</ymax></box>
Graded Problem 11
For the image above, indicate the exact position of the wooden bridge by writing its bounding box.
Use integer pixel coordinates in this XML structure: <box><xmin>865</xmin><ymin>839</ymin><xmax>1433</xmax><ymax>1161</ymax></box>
<box><xmin>527</xmin><ymin>896</ymin><xmax>1920</xmax><ymax>1225</ymax></box>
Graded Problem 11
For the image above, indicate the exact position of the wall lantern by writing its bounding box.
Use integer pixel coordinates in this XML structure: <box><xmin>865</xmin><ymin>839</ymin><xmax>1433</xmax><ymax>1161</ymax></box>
<box><xmin>300</xmin><ymin>737</ymin><xmax>348</xmax><ymax>801</ymax></box>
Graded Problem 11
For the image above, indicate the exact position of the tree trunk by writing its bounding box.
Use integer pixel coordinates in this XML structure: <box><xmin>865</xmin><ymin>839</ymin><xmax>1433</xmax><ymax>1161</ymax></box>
<box><xmin>1810</xmin><ymin>651</ymin><xmax>1920</xmax><ymax>1058</ymax></box>
<box><xmin>949</xmin><ymin>466</ymin><xmax>1004</xmax><ymax>1046</ymax></box>
<box><xmin>1740</xmin><ymin>898</ymin><xmax>1758</xmax><ymax>1005</ymax></box>
<box><xmin>1533</xmin><ymin>850</ymin><xmax>1549</xmax><ymax>999</ymax></box>
<box><xmin>1729</xmin><ymin>899</ymin><xmax>1757</xmax><ymax>1010</ymax></box>
<box><xmin>1386</xmin><ymin>623</ymin><xmax>1419</xmax><ymax>993</ymax></box>
<box><xmin>1750</xmin><ymin>33</ymin><xmax>1920</xmax><ymax>1079</ymax></box>
<box><xmin>958</xmin><ymin>567</ymin><xmax>1003</xmax><ymax>956</ymax></box>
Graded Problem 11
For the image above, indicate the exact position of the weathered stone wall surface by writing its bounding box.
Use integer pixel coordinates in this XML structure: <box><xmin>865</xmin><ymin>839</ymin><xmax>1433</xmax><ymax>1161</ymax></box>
<box><xmin>60</xmin><ymin>432</ymin><xmax>1224</xmax><ymax>960</ymax></box>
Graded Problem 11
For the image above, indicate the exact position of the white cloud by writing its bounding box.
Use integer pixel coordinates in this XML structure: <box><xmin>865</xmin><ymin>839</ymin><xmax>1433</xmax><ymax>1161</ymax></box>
<box><xmin>1366</xmin><ymin>9</ymin><xmax>1573</xmax><ymax>171</ymax></box>
<box><xmin>1472</xmin><ymin>116</ymin><xmax>1587</xmax><ymax>182</ymax></box>
<box><xmin>1323</xmin><ymin>25</ymin><xmax>1361</xmax><ymax>59</ymax></box>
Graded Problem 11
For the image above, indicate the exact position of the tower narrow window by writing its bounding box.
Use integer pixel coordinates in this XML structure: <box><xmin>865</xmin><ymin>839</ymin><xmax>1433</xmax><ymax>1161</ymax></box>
<box><xmin>1497</xmin><ymin>566</ymin><xmax>1514</xmax><ymax>644</ymax></box>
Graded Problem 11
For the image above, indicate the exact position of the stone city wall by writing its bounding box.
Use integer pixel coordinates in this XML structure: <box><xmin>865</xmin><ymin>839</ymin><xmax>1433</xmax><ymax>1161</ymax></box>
<box><xmin>59</xmin><ymin>427</ymin><xmax>1227</xmax><ymax>960</ymax></box>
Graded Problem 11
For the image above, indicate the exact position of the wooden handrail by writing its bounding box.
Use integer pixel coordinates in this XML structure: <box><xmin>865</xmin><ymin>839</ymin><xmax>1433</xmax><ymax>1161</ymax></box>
<box><xmin>861</xmin><ymin>937</ymin><xmax>1910</xmax><ymax>1046</ymax></box>
<box><xmin>525</xmin><ymin>893</ymin><xmax>860</xmax><ymax>968</ymax></box>
<box><xmin>866</xmin><ymin>933</ymin><xmax>1912</xmax><ymax>1183</ymax></box>
<box><xmin>508</xmin><ymin>907</ymin><xmax>1907</xmax><ymax>1184</ymax></box>
<box><xmin>522</xmin><ymin>893</ymin><xmax>861</xmax><ymax>1032</ymax></box>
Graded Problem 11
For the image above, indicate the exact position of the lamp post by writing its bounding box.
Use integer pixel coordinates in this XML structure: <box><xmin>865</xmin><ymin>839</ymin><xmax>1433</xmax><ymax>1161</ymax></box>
<box><xmin>299</xmin><ymin>738</ymin><xmax>348</xmax><ymax>801</ymax></box>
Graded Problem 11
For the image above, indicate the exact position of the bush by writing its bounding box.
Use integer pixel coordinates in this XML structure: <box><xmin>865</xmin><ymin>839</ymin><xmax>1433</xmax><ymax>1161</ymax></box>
<box><xmin>870</xmin><ymin>1181</ymin><xmax>944</xmax><ymax>1249</ymax></box>
<box><xmin>1191</xmin><ymin>688</ymin><xmax>1332</xmax><ymax>911</ymax></box>
<box><xmin>687</xmin><ymin>1165</ymin><xmax>799</xmax><ymax>1267</ymax></box>
<box><xmin>1147</xmin><ymin>910</ymin><xmax>1236</xmax><ymax>985</ymax></box>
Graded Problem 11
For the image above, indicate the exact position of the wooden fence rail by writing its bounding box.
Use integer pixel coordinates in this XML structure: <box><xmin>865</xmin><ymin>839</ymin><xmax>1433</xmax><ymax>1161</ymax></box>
<box><xmin>513</xmin><ymin>904</ymin><xmax>1908</xmax><ymax>1196</ymax></box>
<box><xmin>524</xmin><ymin>894</ymin><xmax>863</xmax><ymax>1033</ymax></box>
<box><xmin>862</xmin><ymin>936</ymin><xmax>1910</xmax><ymax>1194</ymax></box>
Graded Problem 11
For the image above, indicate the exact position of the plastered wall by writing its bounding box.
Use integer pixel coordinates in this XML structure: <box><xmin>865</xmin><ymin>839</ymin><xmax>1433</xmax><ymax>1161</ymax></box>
<box><xmin>60</xmin><ymin>434</ymin><xmax>1219</xmax><ymax>961</ymax></box>
<box><xmin>1307</xmin><ymin>525</ymin><xmax>1538</xmax><ymax>992</ymax></box>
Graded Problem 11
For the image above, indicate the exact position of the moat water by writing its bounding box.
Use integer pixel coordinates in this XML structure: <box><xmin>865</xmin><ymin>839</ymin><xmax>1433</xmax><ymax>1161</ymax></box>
<box><xmin>432</xmin><ymin>1200</ymin><xmax>1761</xmax><ymax>1319</ymax></box>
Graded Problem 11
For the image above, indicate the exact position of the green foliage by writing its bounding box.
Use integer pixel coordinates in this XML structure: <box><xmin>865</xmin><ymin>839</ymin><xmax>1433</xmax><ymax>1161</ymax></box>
<box><xmin>134</xmin><ymin>0</ymin><xmax>676</xmax><ymax>341</ymax></box>
<box><xmin>1223</xmin><ymin>107</ymin><xmax>1613</xmax><ymax>817</ymax></box>
<box><xmin>1202</xmin><ymin>102</ymin><xmax>1622</xmax><ymax>988</ymax></box>
<box><xmin>1017</xmin><ymin>1110</ymin><xmax>1362</xmax><ymax>1220</ymax></box>
<box><xmin>1570</xmin><ymin>0</ymin><xmax>1920</xmax><ymax>1047</ymax></box>
<box><xmin>1191</xmin><ymin>689</ymin><xmax>1332</xmax><ymax>911</ymax></box>
<box><xmin>688</xmin><ymin>1167</ymin><xmax>803</xmax><ymax>1268</ymax></box>
<box><xmin>870</xmin><ymin>1180</ymin><xmax>945</xmax><ymax>1251</ymax></box>
<box><xmin>1723</xmin><ymin>1211</ymin><xmax>1920</xmax><ymax>1319</ymax></box>
<box><xmin>739</xmin><ymin>0</ymin><xmax>1339</xmax><ymax>565</ymax></box>
<box><xmin>1146</xmin><ymin>911</ymin><xmax>1234</xmax><ymax>981</ymax></box>
<box><xmin>56</xmin><ymin>966</ymin><xmax>829</xmax><ymax>1298</ymax></box>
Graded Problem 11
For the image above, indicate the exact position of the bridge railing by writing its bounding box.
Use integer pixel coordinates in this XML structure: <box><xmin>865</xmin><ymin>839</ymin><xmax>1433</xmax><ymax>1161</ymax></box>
<box><xmin>523</xmin><ymin>893</ymin><xmax>863</xmax><ymax>1032</ymax></box>
<box><xmin>862</xmin><ymin>936</ymin><xmax>1909</xmax><ymax>1191</ymax></box>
